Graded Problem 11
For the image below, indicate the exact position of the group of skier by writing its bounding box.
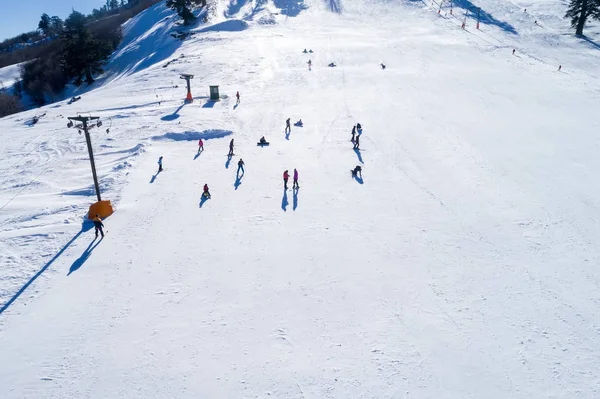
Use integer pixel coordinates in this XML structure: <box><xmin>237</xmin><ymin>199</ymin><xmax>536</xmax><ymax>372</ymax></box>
<box><xmin>283</xmin><ymin>169</ymin><xmax>300</xmax><ymax>191</ymax></box>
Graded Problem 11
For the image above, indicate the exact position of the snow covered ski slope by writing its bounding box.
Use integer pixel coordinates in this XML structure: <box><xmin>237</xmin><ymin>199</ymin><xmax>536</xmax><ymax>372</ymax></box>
<box><xmin>1</xmin><ymin>0</ymin><xmax>600</xmax><ymax>397</ymax></box>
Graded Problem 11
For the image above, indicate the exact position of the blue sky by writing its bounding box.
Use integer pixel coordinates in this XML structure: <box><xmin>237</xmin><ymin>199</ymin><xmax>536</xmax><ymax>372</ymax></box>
<box><xmin>1</xmin><ymin>0</ymin><xmax>107</xmax><ymax>41</ymax></box>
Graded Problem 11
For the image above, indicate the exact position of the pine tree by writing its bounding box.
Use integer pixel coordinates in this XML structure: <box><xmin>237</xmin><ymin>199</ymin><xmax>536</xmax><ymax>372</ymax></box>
<box><xmin>61</xmin><ymin>11</ymin><xmax>112</xmax><ymax>85</ymax></box>
<box><xmin>109</xmin><ymin>0</ymin><xmax>119</xmax><ymax>10</ymax></box>
<box><xmin>50</xmin><ymin>16</ymin><xmax>64</xmax><ymax>35</ymax></box>
<box><xmin>38</xmin><ymin>14</ymin><xmax>51</xmax><ymax>35</ymax></box>
<box><xmin>565</xmin><ymin>0</ymin><xmax>600</xmax><ymax>36</ymax></box>
<box><xmin>166</xmin><ymin>0</ymin><xmax>206</xmax><ymax>24</ymax></box>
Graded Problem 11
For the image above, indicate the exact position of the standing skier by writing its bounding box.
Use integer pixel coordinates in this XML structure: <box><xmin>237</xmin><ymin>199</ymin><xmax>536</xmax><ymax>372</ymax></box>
<box><xmin>198</xmin><ymin>139</ymin><xmax>204</xmax><ymax>152</ymax></box>
<box><xmin>283</xmin><ymin>170</ymin><xmax>289</xmax><ymax>190</ymax></box>
<box><xmin>203</xmin><ymin>184</ymin><xmax>211</xmax><ymax>199</ymax></box>
<box><xmin>228</xmin><ymin>139</ymin><xmax>234</xmax><ymax>156</ymax></box>
<box><xmin>237</xmin><ymin>158</ymin><xmax>245</xmax><ymax>175</ymax></box>
<box><xmin>236</xmin><ymin>91</ymin><xmax>240</xmax><ymax>104</ymax></box>
<box><xmin>285</xmin><ymin>118</ymin><xmax>291</xmax><ymax>134</ymax></box>
<box><xmin>293</xmin><ymin>168</ymin><xmax>299</xmax><ymax>189</ymax></box>
<box><xmin>93</xmin><ymin>214</ymin><xmax>105</xmax><ymax>238</ymax></box>
<box><xmin>351</xmin><ymin>125</ymin><xmax>356</xmax><ymax>143</ymax></box>
<box><xmin>158</xmin><ymin>156</ymin><xmax>163</xmax><ymax>172</ymax></box>
<box><xmin>351</xmin><ymin>165</ymin><xmax>362</xmax><ymax>178</ymax></box>
<box><xmin>354</xmin><ymin>134</ymin><xmax>360</xmax><ymax>150</ymax></box>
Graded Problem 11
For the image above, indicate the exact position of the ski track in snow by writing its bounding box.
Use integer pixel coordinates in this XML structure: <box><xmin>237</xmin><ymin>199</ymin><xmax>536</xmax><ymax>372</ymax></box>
<box><xmin>1</xmin><ymin>0</ymin><xmax>600</xmax><ymax>397</ymax></box>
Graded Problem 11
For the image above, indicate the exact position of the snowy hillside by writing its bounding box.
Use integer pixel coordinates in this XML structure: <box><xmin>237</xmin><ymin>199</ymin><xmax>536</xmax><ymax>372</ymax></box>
<box><xmin>1</xmin><ymin>0</ymin><xmax>600</xmax><ymax>397</ymax></box>
<box><xmin>0</xmin><ymin>63</ymin><xmax>21</xmax><ymax>90</ymax></box>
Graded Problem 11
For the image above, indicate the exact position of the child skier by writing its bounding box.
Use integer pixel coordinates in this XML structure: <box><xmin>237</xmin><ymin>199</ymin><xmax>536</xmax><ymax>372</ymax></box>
<box><xmin>293</xmin><ymin>168</ymin><xmax>299</xmax><ymax>189</ymax></box>
<box><xmin>93</xmin><ymin>214</ymin><xmax>105</xmax><ymax>238</ymax></box>
<box><xmin>203</xmin><ymin>184</ymin><xmax>211</xmax><ymax>199</ymax></box>
<box><xmin>237</xmin><ymin>158</ymin><xmax>245</xmax><ymax>175</ymax></box>
<box><xmin>228</xmin><ymin>139</ymin><xmax>234</xmax><ymax>156</ymax></box>
<box><xmin>283</xmin><ymin>170</ymin><xmax>289</xmax><ymax>190</ymax></box>
<box><xmin>158</xmin><ymin>156</ymin><xmax>163</xmax><ymax>172</ymax></box>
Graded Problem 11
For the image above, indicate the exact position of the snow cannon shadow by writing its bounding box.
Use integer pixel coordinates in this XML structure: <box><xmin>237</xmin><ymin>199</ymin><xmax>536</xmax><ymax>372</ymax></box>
<box><xmin>161</xmin><ymin>103</ymin><xmax>186</xmax><ymax>121</ymax></box>
<box><xmin>0</xmin><ymin>219</ymin><xmax>94</xmax><ymax>315</ymax></box>
<box><xmin>326</xmin><ymin>0</ymin><xmax>342</xmax><ymax>13</ymax></box>
<box><xmin>151</xmin><ymin>129</ymin><xmax>233</xmax><ymax>142</ymax></box>
<box><xmin>273</xmin><ymin>0</ymin><xmax>308</xmax><ymax>17</ymax></box>
<box><xmin>197</xmin><ymin>19</ymin><xmax>249</xmax><ymax>33</ymax></box>
<box><xmin>354</xmin><ymin>148</ymin><xmax>364</xmax><ymax>164</ymax></box>
<box><xmin>68</xmin><ymin>238</ymin><xmax>103</xmax><ymax>275</ymax></box>
<box><xmin>451</xmin><ymin>0</ymin><xmax>517</xmax><ymax>34</ymax></box>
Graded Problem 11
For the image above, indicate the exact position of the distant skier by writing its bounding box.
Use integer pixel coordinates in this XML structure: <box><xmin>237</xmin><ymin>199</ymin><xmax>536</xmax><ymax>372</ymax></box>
<box><xmin>293</xmin><ymin>168</ymin><xmax>299</xmax><ymax>189</ymax></box>
<box><xmin>328</xmin><ymin>62</ymin><xmax>336</xmax><ymax>67</ymax></box>
<box><xmin>236</xmin><ymin>91</ymin><xmax>240</xmax><ymax>104</ymax></box>
<box><xmin>203</xmin><ymin>184</ymin><xmax>211</xmax><ymax>199</ymax></box>
<box><xmin>283</xmin><ymin>170</ymin><xmax>289</xmax><ymax>190</ymax></box>
<box><xmin>353</xmin><ymin>133</ymin><xmax>360</xmax><ymax>150</ymax></box>
<box><xmin>351</xmin><ymin>125</ymin><xmax>356</xmax><ymax>143</ymax></box>
<box><xmin>259</xmin><ymin>136</ymin><xmax>268</xmax><ymax>145</ymax></box>
<box><xmin>198</xmin><ymin>139</ymin><xmax>204</xmax><ymax>152</ymax></box>
<box><xmin>351</xmin><ymin>165</ymin><xmax>362</xmax><ymax>178</ymax></box>
<box><xmin>381</xmin><ymin>63</ymin><xmax>386</xmax><ymax>70</ymax></box>
<box><xmin>512</xmin><ymin>49</ymin><xmax>515</xmax><ymax>55</ymax></box>
<box><xmin>158</xmin><ymin>156</ymin><xmax>163</xmax><ymax>172</ymax></box>
<box><xmin>237</xmin><ymin>158</ymin><xmax>245</xmax><ymax>175</ymax></box>
<box><xmin>308</xmin><ymin>59</ymin><xmax>312</xmax><ymax>68</ymax></box>
<box><xmin>356</xmin><ymin>123</ymin><xmax>362</xmax><ymax>131</ymax></box>
<box><xmin>93</xmin><ymin>214</ymin><xmax>105</xmax><ymax>238</ymax></box>
<box><xmin>285</xmin><ymin>118</ymin><xmax>291</xmax><ymax>133</ymax></box>
<box><xmin>228</xmin><ymin>139</ymin><xmax>234</xmax><ymax>156</ymax></box>
<box><xmin>303</xmin><ymin>48</ymin><xmax>308</xmax><ymax>53</ymax></box>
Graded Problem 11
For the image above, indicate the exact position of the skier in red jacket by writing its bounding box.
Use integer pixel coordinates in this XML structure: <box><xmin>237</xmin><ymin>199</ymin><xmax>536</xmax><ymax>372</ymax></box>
<box><xmin>283</xmin><ymin>170</ymin><xmax>289</xmax><ymax>190</ymax></box>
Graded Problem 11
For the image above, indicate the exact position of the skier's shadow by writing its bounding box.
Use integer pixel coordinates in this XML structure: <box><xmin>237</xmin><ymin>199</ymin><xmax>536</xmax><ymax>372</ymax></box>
<box><xmin>285</xmin><ymin>130</ymin><xmax>290</xmax><ymax>140</ymax></box>
<box><xmin>293</xmin><ymin>188</ymin><xmax>299</xmax><ymax>211</ymax></box>
<box><xmin>150</xmin><ymin>170</ymin><xmax>161</xmax><ymax>183</ymax></box>
<box><xmin>199</xmin><ymin>194</ymin><xmax>210</xmax><ymax>208</ymax></box>
<box><xmin>233</xmin><ymin>103</ymin><xmax>239</xmax><ymax>110</ymax></box>
<box><xmin>225</xmin><ymin>154</ymin><xmax>232</xmax><ymax>169</ymax></box>
<box><xmin>353</xmin><ymin>148</ymin><xmax>364</xmax><ymax>164</ymax></box>
<box><xmin>194</xmin><ymin>150</ymin><xmax>203</xmax><ymax>160</ymax></box>
<box><xmin>234</xmin><ymin>173</ymin><xmax>243</xmax><ymax>190</ymax></box>
<box><xmin>353</xmin><ymin>174</ymin><xmax>364</xmax><ymax>184</ymax></box>
<box><xmin>68</xmin><ymin>238</ymin><xmax>103</xmax><ymax>276</ymax></box>
<box><xmin>281</xmin><ymin>189</ymin><xmax>289</xmax><ymax>211</ymax></box>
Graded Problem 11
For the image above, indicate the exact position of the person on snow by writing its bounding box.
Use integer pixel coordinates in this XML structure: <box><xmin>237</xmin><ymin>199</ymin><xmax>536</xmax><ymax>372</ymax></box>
<box><xmin>353</xmin><ymin>133</ymin><xmax>360</xmax><ymax>150</ymax></box>
<box><xmin>236</xmin><ymin>91</ymin><xmax>240</xmax><ymax>104</ymax></box>
<box><xmin>228</xmin><ymin>139</ymin><xmax>234</xmax><ymax>156</ymax></box>
<box><xmin>293</xmin><ymin>168</ymin><xmax>299</xmax><ymax>189</ymax></box>
<box><xmin>295</xmin><ymin>119</ymin><xmax>303</xmax><ymax>127</ymax></box>
<box><xmin>198</xmin><ymin>139</ymin><xmax>204</xmax><ymax>153</ymax></box>
<box><xmin>237</xmin><ymin>158</ymin><xmax>245</xmax><ymax>175</ymax></box>
<box><xmin>203</xmin><ymin>184</ymin><xmax>211</xmax><ymax>199</ymax></box>
<box><xmin>259</xmin><ymin>136</ymin><xmax>267</xmax><ymax>144</ymax></box>
<box><xmin>285</xmin><ymin>118</ymin><xmax>291</xmax><ymax>133</ymax></box>
<box><xmin>158</xmin><ymin>156</ymin><xmax>163</xmax><ymax>172</ymax></box>
<box><xmin>356</xmin><ymin>123</ymin><xmax>362</xmax><ymax>131</ymax></box>
<box><xmin>328</xmin><ymin>62</ymin><xmax>336</xmax><ymax>67</ymax></box>
<box><xmin>381</xmin><ymin>63</ymin><xmax>386</xmax><ymax>70</ymax></box>
<box><xmin>93</xmin><ymin>214</ymin><xmax>105</xmax><ymax>238</ymax></box>
<box><xmin>351</xmin><ymin>165</ymin><xmax>362</xmax><ymax>178</ymax></box>
<box><xmin>308</xmin><ymin>59</ymin><xmax>312</xmax><ymax>67</ymax></box>
<box><xmin>303</xmin><ymin>48</ymin><xmax>308</xmax><ymax>53</ymax></box>
<box><xmin>283</xmin><ymin>170</ymin><xmax>289</xmax><ymax>190</ymax></box>
<box><xmin>351</xmin><ymin>125</ymin><xmax>356</xmax><ymax>143</ymax></box>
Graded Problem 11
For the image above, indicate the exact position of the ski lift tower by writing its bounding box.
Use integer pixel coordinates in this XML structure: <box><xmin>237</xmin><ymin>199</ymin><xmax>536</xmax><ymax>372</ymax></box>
<box><xmin>180</xmin><ymin>73</ymin><xmax>194</xmax><ymax>103</ymax></box>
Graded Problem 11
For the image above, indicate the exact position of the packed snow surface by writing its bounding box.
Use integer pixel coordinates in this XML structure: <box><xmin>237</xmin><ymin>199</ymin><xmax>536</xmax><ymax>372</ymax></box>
<box><xmin>1</xmin><ymin>0</ymin><xmax>600</xmax><ymax>397</ymax></box>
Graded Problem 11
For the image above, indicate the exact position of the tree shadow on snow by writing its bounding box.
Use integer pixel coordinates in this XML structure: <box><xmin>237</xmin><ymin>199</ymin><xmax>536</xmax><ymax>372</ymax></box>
<box><xmin>272</xmin><ymin>0</ymin><xmax>308</xmax><ymax>17</ymax></box>
<box><xmin>293</xmin><ymin>188</ymin><xmax>299</xmax><ymax>210</ymax></box>
<box><xmin>281</xmin><ymin>189</ymin><xmax>289</xmax><ymax>211</ymax></box>
<box><xmin>579</xmin><ymin>35</ymin><xmax>600</xmax><ymax>50</ymax></box>
<box><xmin>0</xmin><ymin>220</ymin><xmax>93</xmax><ymax>315</ymax></box>
<box><xmin>68</xmin><ymin>238</ymin><xmax>103</xmax><ymax>276</ymax></box>
<box><xmin>354</xmin><ymin>148</ymin><xmax>364</xmax><ymax>164</ymax></box>
<box><xmin>226</xmin><ymin>0</ymin><xmax>269</xmax><ymax>20</ymax></box>
<box><xmin>225</xmin><ymin>155</ymin><xmax>233</xmax><ymax>169</ymax></box>
<box><xmin>450</xmin><ymin>0</ymin><xmax>517</xmax><ymax>34</ymax></box>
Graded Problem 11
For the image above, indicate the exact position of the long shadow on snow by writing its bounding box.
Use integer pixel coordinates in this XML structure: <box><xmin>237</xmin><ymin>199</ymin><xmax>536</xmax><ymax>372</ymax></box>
<box><xmin>293</xmin><ymin>188</ymin><xmax>298</xmax><ymax>211</ymax></box>
<box><xmin>0</xmin><ymin>220</ymin><xmax>93</xmax><ymax>316</ymax></box>
<box><xmin>579</xmin><ymin>35</ymin><xmax>600</xmax><ymax>50</ymax></box>
<box><xmin>353</xmin><ymin>174</ymin><xmax>364</xmax><ymax>184</ymax></box>
<box><xmin>354</xmin><ymin>148</ymin><xmax>364</xmax><ymax>164</ymax></box>
<box><xmin>199</xmin><ymin>195</ymin><xmax>210</xmax><ymax>208</ymax></box>
<box><xmin>273</xmin><ymin>0</ymin><xmax>308</xmax><ymax>17</ymax></box>
<box><xmin>234</xmin><ymin>174</ymin><xmax>243</xmax><ymax>190</ymax></box>
<box><xmin>150</xmin><ymin>170</ymin><xmax>161</xmax><ymax>183</ymax></box>
<box><xmin>281</xmin><ymin>189</ymin><xmax>289</xmax><ymax>211</ymax></box>
<box><xmin>449</xmin><ymin>0</ymin><xmax>516</xmax><ymax>34</ymax></box>
<box><xmin>325</xmin><ymin>0</ymin><xmax>342</xmax><ymax>13</ymax></box>
<box><xmin>226</xmin><ymin>155</ymin><xmax>233</xmax><ymax>169</ymax></box>
<box><xmin>161</xmin><ymin>103</ymin><xmax>186</xmax><ymax>121</ymax></box>
<box><xmin>151</xmin><ymin>130</ymin><xmax>233</xmax><ymax>142</ymax></box>
<box><xmin>226</xmin><ymin>0</ymin><xmax>269</xmax><ymax>19</ymax></box>
<box><xmin>68</xmin><ymin>238</ymin><xmax>103</xmax><ymax>276</ymax></box>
